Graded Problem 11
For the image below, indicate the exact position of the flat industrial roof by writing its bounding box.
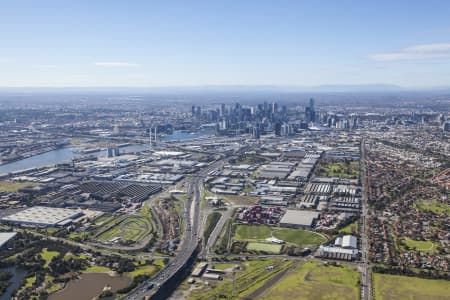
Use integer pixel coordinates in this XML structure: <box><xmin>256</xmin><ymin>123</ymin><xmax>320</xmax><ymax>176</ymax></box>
<box><xmin>280</xmin><ymin>210</ymin><xmax>319</xmax><ymax>227</ymax></box>
<box><xmin>1</xmin><ymin>206</ymin><xmax>82</xmax><ymax>226</ymax></box>
<box><xmin>0</xmin><ymin>232</ymin><xmax>17</xmax><ymax>248</ymax></box>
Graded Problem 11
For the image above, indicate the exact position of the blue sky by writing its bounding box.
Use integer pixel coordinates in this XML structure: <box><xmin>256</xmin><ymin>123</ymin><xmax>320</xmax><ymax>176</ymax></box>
<box><xmin>1</xmin><ymin>0</ymin><xmax>450</xmax><ymax>87</ymax></box>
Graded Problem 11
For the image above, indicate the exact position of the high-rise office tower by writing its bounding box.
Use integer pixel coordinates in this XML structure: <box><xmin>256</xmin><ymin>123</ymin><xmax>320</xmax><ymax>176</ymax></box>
<box><xmin>272</xmin><ymin>101</ymin><xmax>278</xmax><ymax>113</ymax></box>
<box><xmin>309</xmin><ymin>98</ymin><xmax>315</xmax><ymax>111</ymax></box>
<box><xmin>305</xmin><ymin>98</ymin><xmax>316</xmax><ymax>123</ymax></box>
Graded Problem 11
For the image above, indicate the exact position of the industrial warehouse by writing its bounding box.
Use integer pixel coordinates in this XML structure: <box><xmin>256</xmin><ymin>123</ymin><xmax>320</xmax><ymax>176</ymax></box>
<box><xmin>0</xmin><ymin>206</ymin><xmax>83</xmax><ymax>227</ymax></box>
<box><xmin>279</xmin><ymin>210</ymin><xmax>319</xmax><ymax>228</ymax></box>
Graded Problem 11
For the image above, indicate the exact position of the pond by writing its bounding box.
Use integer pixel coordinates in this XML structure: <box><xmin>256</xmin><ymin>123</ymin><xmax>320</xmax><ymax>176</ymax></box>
<box><xmin>48</xmin><ymin>272</ymin><xmax>132</xmax><ymax>300</ymax></box>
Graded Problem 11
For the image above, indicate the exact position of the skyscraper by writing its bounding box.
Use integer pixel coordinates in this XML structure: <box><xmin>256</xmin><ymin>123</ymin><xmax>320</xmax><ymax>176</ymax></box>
<box><xmin>305</xmin><ymin>98</ymin><xmax>316</xmax><ymax>123</ymax></box>
<box><xmin>309</xmin><ymin>98</ymin><xmax>315</xmax><ymax>111</ymax></box>
<box><xmin>272</xmin><ymin>101</ymin><xmax>278</xmax><ymax>114</ymax></box>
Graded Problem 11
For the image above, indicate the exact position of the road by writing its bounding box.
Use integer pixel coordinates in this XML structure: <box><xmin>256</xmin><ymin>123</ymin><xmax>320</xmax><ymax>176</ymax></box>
<box><xmin>9</xmin><ymin>227</ymin><xmax>159</xmax><ymax>260</ymax></box>
<box><xmin>360</xmin><ymin>138</ymin><xmax>371</xmax><ymax>300</ymax></box>
<box><xmin>201</xmin><ymin>207</ymin><xmax>232</xmax><ymax>260</ymax></box>
<box><xmin>125</xmin><ymin>159</ymin><xmax>225</xmax><ymax>300</ymax></box>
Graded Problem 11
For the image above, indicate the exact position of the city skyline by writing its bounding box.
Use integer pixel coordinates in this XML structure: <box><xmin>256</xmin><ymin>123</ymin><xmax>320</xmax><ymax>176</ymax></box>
<box><xmin>1</xmin><ymin>0</ymin><xmax>450</xmax><ymax>88</ymax></box>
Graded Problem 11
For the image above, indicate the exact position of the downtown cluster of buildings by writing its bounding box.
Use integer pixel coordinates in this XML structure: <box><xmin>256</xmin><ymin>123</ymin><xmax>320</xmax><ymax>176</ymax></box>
<box><xmin>191</xmin><ymin>98</ymin><xmax>359</xmax><ymax>140</ymax></box>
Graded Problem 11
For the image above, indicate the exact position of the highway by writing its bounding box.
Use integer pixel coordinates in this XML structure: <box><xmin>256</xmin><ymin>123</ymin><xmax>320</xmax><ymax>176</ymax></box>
<box><xmin>360</xmin><ymin>139</ymin><xmax>371</xmax><ymax>300</ymax></box>
<box><xmin>125</xmin><ymin>159</ymin><xmax>224</xmax><ymax>300</ymax></box>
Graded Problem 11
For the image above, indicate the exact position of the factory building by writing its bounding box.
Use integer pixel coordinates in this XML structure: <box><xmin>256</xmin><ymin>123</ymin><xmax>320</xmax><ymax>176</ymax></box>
<box><xmin>1</xmin><ymin>206</ymin><xmax>83</xmax><ymax>227</ymax></box>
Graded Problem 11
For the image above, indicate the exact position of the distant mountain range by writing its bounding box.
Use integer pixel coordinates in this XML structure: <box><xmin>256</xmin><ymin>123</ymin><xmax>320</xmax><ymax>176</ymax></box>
<box><xmin>1</xmin><ymin>84</ymin><xmax>450</xmax><ymax>93</ymax></box>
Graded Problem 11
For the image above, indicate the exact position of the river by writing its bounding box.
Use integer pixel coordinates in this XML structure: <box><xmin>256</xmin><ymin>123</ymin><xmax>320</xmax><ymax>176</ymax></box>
<box><xmin>0</xmin><ymin>130</ymin><xmax>213</xmax><ymax>175</ymax></box>
<box><xmin>0</xmin><ymin>266</ymin><xmax>27</xmax><ymax>300</ymax></box>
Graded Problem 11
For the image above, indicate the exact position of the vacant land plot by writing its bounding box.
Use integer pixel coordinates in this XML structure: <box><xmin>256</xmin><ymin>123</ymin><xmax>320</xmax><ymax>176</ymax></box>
<box><xmin>315</xmin><ymin>161</ymin><xmax>359</xmax><ymax>179</ymax></box>
<box><xmin>222</xmin><ymin>194</ymin><xmax>260</xmax><ymax>205</ymax></box>
<box><xmin>127</xmin><ymin>264</ymin><xmax>160</xmax><ymax>278</ymax></box>
<box><xmin>259</xmin><ymin>261</ymin><xmax>360</xmax><ymax>300</ymax></box>
<box><xmin>98</xmin><ymin>215</ymin><xmax>152</xmax><ymax>243</ymax></box>
<box><xmin>186</xmin><ymin>259</ymin><xmax>293</xmax><ymax>300</ymax></box>
<box><xmin>235</xmin><ymin>224</ymin><xmax>327</xmax><ymax>247</ymax></box>
<box><xmin>246</xmin><ymin>242</ymin><xmax>283</xmax><ymax>253</ymax></box>
<box><xmin>0</xmin><ymin>181</ymin><xmax>38</xmax><ymax>192</ymax></box>
<box><xmin>339</xmin><ymin>220</ymin><xmax>359</xmax><ymax>234</ymax></box>
<box><xmin>374</xmin><ymin>273</ymin><xmax>450</xmax><ymax>300</ymax></box>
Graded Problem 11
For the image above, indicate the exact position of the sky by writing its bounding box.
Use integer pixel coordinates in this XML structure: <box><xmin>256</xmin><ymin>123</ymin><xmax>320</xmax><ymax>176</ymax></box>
<box><xmin>1</xmin><ymin>0</ymin><xmax>450</xmax><ymax>88</ymax></box>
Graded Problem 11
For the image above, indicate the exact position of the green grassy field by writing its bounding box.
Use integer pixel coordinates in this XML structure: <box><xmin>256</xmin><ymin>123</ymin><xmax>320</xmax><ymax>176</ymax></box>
<box><xmin>186</xmin><ymin>259</ymin><xmax>293</xmax><ymax>300</ymax></box>
<box><xmin>127</xmin><ymin>264</ymin><xmax>160</xmax><ymax>278</ymax></box>
<box><xmin>68</xmin><ymin>231</ymin><xmax>91</xmax><ymax>241</ymax></box>
<box><xmin>231</xmin><ymin>155</ymin><xmax>268</xmax><ymax>165</ymax></box>
<box><xmin>93</xmin><ymin>214</ymin><xmax>113</xmax><ymax>225</ymax></box>
<box><xmin>24</xmin><ymin>275</ymin><xmax>37</xmax><ymax>288</ymax></box>
<box><xmin>235</xmin><ymin>224</ymin><xmax>327</xmax><ymax>247</ymax></box>
<box><xmin>414</xmin><ymin>199</ymin><xmax>450</xmax><ymax>215</ymax></box>
<box><xmin>40</xmin><ymin>248</ymin><xmax>59</xmax><ymax>268</ymax></box>
<box><xmin>203</xmin><ymin>212</ymin><xmax>222</xmax><ymax>241</ymax></box>
<box><xmin>246</xmin><ymin>242</ymin><xmax>283</xmax><ymax>253</ymax></box>
<box><xmin>259</xmin><ymin>261</ymin><xmax>360</xmax><ymax>300</ymax></box>
<box><xmin>374</xmin><ymin>273</ymin><xmax>450</xmax><ymax>300</ymax></box>
<box><xmin>235</xmin><ymin>224</ymin><xmax>272</xmax><ymax>239</ymax></box>
<box><xmin>211</xmin><ymin>263</ymin><xmax>238</xmax><ymax>270</ymax></box>
<box><xmin>0</xmin><ymin>181</ymin><xmax>38</xmax><ymax>192</ymax></box>
<box><xmin>402</xmin><ymin>238</ymin><xmax>438</xmax><ymax>253</ymax></box>
<box><xmin>315</xmin><ymin>161</ymin><xmax>359</xmax><ymax>179</ymax></box>
<box><xmin>339</xmin><ymin>221</ymin><xmax>359</xmax><ymax>234</ymax></box>
<box><xmin>46</xmin><ymin>282</ymin><xmax>63</xmax><ymax>294</ymax></box>
<box><xmin>64</xmin><ymin>252</ymin><xmax>88</xmax><ymax>261</ymax></box>
<box><xmin>83</xmin><ymin>265</ymin><xmax>112</xmax><ymax>273</ymax></box>
<box><xmin>98</xmin><ymin>215</ymin><xmax>152</xmax><ymax>243</ymax></box>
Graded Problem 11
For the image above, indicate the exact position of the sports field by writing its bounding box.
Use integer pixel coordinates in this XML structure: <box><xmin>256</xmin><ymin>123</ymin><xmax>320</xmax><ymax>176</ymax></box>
<box><xmin>235</xmin><ymin>224</ymin><xmax>327</xmax><ymax>247</ymax></box>
<box><xmin>414</xmin><ymin>198</ymin><xmax>450</xmax><ymax>215</ymax></box>
<box><xmin>258</xmin><ymin>261</ymin><xmax>360</xmax><ymax>300</ymax></box>
<box><xmin>402</xmin><ymin>237</ymin><xmax>438</xmax><ymax>253</ymax></box>
<box><xmin>374</xmin><ymin>273</ymin><xmax>450</xmax><ymax>300</ymax></box>
<box><xmin>246</xmin><ymin>242</ymin><xmax>282</xmax><ymax>253</ymax></box>
<box><xmin>98</xmin><ymin>215</ymin><xmax>152</xmax><ymax>243</ymax></box>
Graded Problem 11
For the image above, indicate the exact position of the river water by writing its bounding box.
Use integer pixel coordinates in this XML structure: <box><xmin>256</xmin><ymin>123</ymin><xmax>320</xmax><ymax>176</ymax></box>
<box><xmin>0</xmin><ymin>267</ymin><xmax>27</xmax><ymax>300</ymax></box>
<box><xmin>0</xmin><ymin>130</ymin><xmax>213</xmax><ymax>175</ymax></box>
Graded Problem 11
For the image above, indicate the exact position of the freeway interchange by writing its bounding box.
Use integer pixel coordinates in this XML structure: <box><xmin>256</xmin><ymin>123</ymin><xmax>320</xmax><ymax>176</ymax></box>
<box><xmin>125</xmin><ymin>160</ymin><xmax>225</xmax><ymax>300</ymax></box>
